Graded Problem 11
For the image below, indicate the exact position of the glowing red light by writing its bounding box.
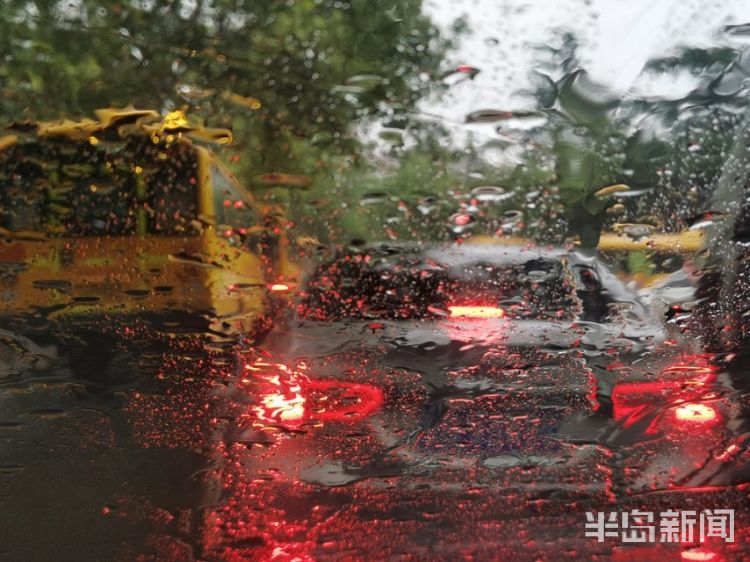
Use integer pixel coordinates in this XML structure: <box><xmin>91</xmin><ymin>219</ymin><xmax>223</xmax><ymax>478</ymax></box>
<box><xmin>681</xmin><ymin>548</ymin><xmax>718</xmax><ymax>561</ymax></box>
<box><xmin>674</xmin><ymin>403</ymin><xmax>717</xmax><ymax>423</ymax></box>
<box><xmin>716</xmin><ymin>441</ymin><xmax>741</xmax><ymax>462</ymax></box>
<box><xmin>245</xmin><ymin>359</ymin><xmax>383</xmax><ymax>428</ymax></box>
<box><xmin>612</xmin><ymin>356</ymin><xmax>719</xmax><ymax>428</ymax></box>
<box><xmin>612</xmin><ymin>380</ymin><xmax>682</xmax><ymax>424</ymax></box>
<box><xmin>448</xmin><ymin>305</ymin><xmax>506</xmax><ymax>318</ymax></box>
<box><xmin>309</xmin><ymin>380</ymin><xmax>384</xmax><ymax>422</ymax></box>
<box><xmin>453</xmin><ymin>213</ymin><xmax>472</xmax><ymax>226</ymax></box>
<box><xmin>256</xmin><ymin>389</ymin><xmax>305</xmax><ymax>423</ymax></box>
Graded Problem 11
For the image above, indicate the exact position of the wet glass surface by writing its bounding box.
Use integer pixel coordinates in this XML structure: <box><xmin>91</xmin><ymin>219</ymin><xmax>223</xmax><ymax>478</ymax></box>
<box><xmin>2</xmin><ymin>1</ymin><xmax>750</xmax><ymax>560</ymax></box>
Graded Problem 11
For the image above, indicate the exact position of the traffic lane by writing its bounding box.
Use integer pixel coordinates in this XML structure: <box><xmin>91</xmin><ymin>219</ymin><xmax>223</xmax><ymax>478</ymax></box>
<box><xmin>206</xmin><ymin>361</ymin><xmax>750</xmax><ymax>561</ymax></box>
<box><xmin>199</xmin><ymin>318</ymin><xmax>750</xmax><ymax>559</ymax></box>
<box><xmin>2</xmin><ymin>314</ymin><xmax>747</xmax><ymax>561</ymax></box>
<box><xmin>0</xmin><ymin>325</ymin><xmax>226</xmax><ymax>561</ymax></box>
<box><xmin>230</xmin><ymin>318</ymin><xmax>735</xmax><ymax>499</ymax></box>
<box><xmin>202</xmin><ymin>456</ymin><xmax>750</xmax><ymax>561</ymax></box>
<box><xmin>201</xmin><ymin>337</ymin><xmax>613</xmax><ymax>557</ymax></box>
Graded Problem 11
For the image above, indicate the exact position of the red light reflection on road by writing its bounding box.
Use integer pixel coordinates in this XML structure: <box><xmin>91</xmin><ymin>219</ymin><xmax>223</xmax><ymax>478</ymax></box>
<box><xmin>612</xmin><ymin>356</ymin><xmax>718</xmax><ymax>431</ymax></box>
<box><xmin>244</xmin><ymin>359</ymin><xmax>384</xmax><ymax>428</ymax></box>
<box><xmin>256</xmin><ymin>385</ymin><xmax>306</xmax><ymax>424</ymax></box>
<box><xmin>307</xmin><ymin>379</ymin><xmax>384</xmax><ymax>422</ymax></box>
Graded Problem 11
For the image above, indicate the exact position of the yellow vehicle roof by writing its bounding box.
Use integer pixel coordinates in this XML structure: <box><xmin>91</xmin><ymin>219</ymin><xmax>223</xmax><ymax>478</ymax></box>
<box><xmin>3</xmin><ymin>107</ymin><xmax>232</xmax><ymax>145</ymax></box>
<box><xmin>597</xmin><ymin>230</ymin><xmax>704</xmax><ymax>253</ymax></box>
<box><xmin>463</xmin><ymin>235</ymin><xmax>536</xmax><ymax>246</ymax></box>
<box><xmin>460</xmin><ymin>231</ymin><xmax>704</xmax><ymax>253</ymax></box>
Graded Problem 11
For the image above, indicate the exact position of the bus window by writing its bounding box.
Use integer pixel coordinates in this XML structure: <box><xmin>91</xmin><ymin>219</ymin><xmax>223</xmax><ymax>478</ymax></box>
<box><xmin>211</xmin><ymin>162</ymin><xmax>257</xmax><ymax>241</ymax></box>
<box><xmin>0</xmin><ymin>184</ymin><xmax>44</xmax><ymax>232</ymax></box>
<box><xmin>1</xmin><ymin>141</ymin><xmax>138</xmax><ymax>236</ymax></box>
<box><xmin>62</xmin><ymin>174</ymin><xmax>137</xmax><ymax>236</ymax></box>
<box><xmin>145</xmin><ymin>142</ymin><xmax>199</xmax><ymax>235</ymax></box>
<box><xmin>1</xmin><ymin>145</ymin><xmax>48</xmax><ymax>232</ymax></box>
<box><xmin>39</xmin><ymin>140</ymin><xmax>138</xmax><ymax>236</ymax></box>
<box><xmin>1</xmin><ymin>138</ymin><xmax>203</xmax><ymax>237</ymax></box>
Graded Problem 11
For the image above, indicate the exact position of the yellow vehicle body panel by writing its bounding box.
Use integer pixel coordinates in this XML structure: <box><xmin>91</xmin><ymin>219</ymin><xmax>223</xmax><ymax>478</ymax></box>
<box><xmin>0</xmin><ymin>233</ymin><xmax>268</xmax><ymax>335</ymax></box>
<box><xmin>0</xmin><ymin>108</ymin><xmax>294</xmax><ymax>335</ymax></box>
<box><xmin>463</xmin><ymin>235</ymin><xmax>536</xmax><ymax>247</ymax></box>
<box><xmin>0</xmin><ymin>234</ymin><xmax>262</xmax><ymax>312</ymax></box>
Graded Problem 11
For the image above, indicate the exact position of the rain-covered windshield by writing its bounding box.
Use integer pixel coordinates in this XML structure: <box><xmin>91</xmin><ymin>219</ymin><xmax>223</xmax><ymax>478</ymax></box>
<box><xmin>3</xmin><ymin>2</ymin><xmax>750</xmax><ymax>561</ymax></box>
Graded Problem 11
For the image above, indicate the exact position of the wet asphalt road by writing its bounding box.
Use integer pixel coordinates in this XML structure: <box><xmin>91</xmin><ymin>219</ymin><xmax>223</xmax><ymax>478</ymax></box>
<box><xmin>1</xmin><ymin>312</ymin><xmax>749</xmax><ymax>562</ymax></box>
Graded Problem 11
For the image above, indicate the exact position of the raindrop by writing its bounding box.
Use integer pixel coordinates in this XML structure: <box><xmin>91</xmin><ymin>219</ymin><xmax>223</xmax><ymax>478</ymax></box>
<box><xmin>345</xmin><ymin>74</ymin><xmax>386</xmax><ymax>88</ymax></box>
<box><xmin>171</xmin><ymin>59</ymin><xmax>186</xmax><ymax>75</ymax></box>
<box><xmin>452</xmin><ymin>213</ymin><xmax>473</xmax><ymax>226</ymax></box>
<box><xmin>470</xmin><ymin>185</ymin><xmax>513</xmax><ymax>203</ymax></box>
<box><xmin>124</xmin><ymin>289</ymin><xmax>150</xmax><ymax>298</ymax></box>
<box><xmin>361</xmin><ymin>192</ymin><xmax>390</xmax><ymax>205</ymax></box>
<box><xmin>32</xmin><ymin>280</ymin><xmax>72</xmax><ymax>290</ymax></box>
<box><xmin>725</xmin><ymin>23</ymin><xmax>750</xmax><ymax>36</ymax></box>
<box><xmin>465</xmin><ymin>109</ymin><xmax>542</xmax><ymax>123</ymax></box>
<box><xmin>331</xmin><ymin>84</ymin><xmax>366</xmax><ymax>95</ymax></box>
<box><xmin>378</xmin><ymin>128</ymin><xmax>404</xmax><ymax>145</ymax></box>
<box><xmin>448</xmin><ymin>212</ymin><xmax>475</xmax><ymax>234</ymax></box>
<box><xmin>613</xmin><ymin>223</ymin><xmax>654</xmax><ymax>240</ymax></box>
<box><xmin>417</xmin><ymin>196</ymin><xmax>438</xmax><ymax>215</ymax></box>
<box><xmin>311</xmin><ymin>131</ymin><xmax>334</xmax><ymax>145</ymax></box>
<box><xmin>687</xmin><ymin>211</ymin><xmax>728</xmax><ymax>230</ymax></box>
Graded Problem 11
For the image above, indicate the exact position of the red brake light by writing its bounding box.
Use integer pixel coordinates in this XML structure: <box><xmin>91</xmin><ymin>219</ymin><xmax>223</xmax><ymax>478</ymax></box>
<box><xmin>674</xmin><ymin>403</ymin><xmax>717</xmax><ymax>423</ymax></box>
<box><xmin>448</xmin><ymin>305</ymin><xmax>506</xmax><ymax>319</ymax></box>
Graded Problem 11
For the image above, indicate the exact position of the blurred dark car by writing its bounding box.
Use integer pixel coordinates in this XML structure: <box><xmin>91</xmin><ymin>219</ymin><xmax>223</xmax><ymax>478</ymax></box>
<box><xmin>190</xmin><ymin>243</ymin><xmax>750</xmax><ymax>560</ymax></box>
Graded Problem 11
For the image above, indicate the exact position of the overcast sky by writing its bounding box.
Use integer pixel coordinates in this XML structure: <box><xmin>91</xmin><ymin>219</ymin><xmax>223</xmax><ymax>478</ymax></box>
<box><xmin>420</xmin><ymin>0</ymin><xmax>750</xmax><ymax>144</ymax></box>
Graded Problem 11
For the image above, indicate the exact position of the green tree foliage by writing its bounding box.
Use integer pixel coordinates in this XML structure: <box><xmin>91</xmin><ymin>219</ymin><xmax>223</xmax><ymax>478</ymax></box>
<box><xmin>0</xmin><ymin>0</ymin><xmax>457</xmax><ymax>246</ymax></box>
<box><xmin>506</xmin><ymin>33</ymin><xmax>750</xmax><ymax>245</ymax></box>
<box><xmin>0</xmin><ymin>0</ymin><xmax>448</xmax><ymax>170</ymax></box>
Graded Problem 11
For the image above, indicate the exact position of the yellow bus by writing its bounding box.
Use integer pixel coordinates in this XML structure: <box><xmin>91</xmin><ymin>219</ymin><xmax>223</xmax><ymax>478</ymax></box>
<box><xmin>0</xmin><ymin>108</ymin><xmax>297</xmax><ymax>338</ymax></box>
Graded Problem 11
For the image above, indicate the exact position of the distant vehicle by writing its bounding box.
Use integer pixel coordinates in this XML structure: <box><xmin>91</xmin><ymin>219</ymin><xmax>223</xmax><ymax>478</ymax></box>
<box><xmin>238</xmin><ymin>243</ymin><xmax>677</xmax><ymax>467</ymax></box>
<box><xmin>287</xmin><ymin>241</ymin><xmax>672</xmax><ymax>419</ymax></box>
<box><xmin>596</xmin><ymin>229</ymin><xmax>705</xmax><ymax>289</ymax></box>
<box><xmin>0</xmin><ymin>108</ymin><xmax>298</xmax><ymax>338</ymax></box>
<box><xmin>299</xmin><ymin>242</ymin><xmax>653</xmax><ymax>327</ymax></box>
<box><xmin>468</xmin><ymin>230</ymin><xmax>705</xmax><ymax>288</ymax></box>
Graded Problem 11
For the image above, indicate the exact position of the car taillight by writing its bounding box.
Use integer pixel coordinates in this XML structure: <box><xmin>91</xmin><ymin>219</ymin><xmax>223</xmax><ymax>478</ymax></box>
<box><xmin>674</xmin><ymin>403</ymin><xmax>717</xmax><ymax>423</ymax></box>
<box><xmin>448</xmin><ymin>305</ymin><xmax>506</xmax><ymax>319</ymax></box>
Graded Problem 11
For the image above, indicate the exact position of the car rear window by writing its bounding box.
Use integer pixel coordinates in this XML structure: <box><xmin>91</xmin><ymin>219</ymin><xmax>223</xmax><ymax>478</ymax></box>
<box><xmin>300</xmin><ymin>249</ymin><xmax>581</xmax><ymax>321</ymax></box>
